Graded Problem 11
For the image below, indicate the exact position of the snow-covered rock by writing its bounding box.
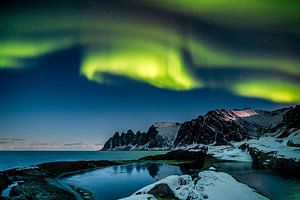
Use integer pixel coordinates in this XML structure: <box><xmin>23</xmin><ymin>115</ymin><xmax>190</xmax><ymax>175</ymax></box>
<box><xmin>120</xmin><ymin>194</ymin><xmax>156</xmax><ymax>200</ymax></box>
<box><xmin>242</xmin><ymin>136</ymin><xmax>300</xmax><ymax>161</ymax></box>
<box><xmin>102</xmin><ymin>105</ymin><xmax>299</xmax><ymax>151</ymax></box>
<box><xmin>120</xmin><ymin>170</ymin><xmax>268</xmax><ymax>200</ymax></box>
<box><xmin>288</xmin><ymin>129</ymin><xmax>300</xmax><ymax>147</ymax></box>
<box><xmin>207</xmin><ymin>145</ymin><xmax>252</xmax><ymax>162</ymax></box>
<box><xmin>182</xmin><ymin>143</ymin><xmax>252</xmax><ymax>162</ymax></box>
<box><xmin>238</xmin><ymin>135</ymin><xmax>300</xmax><ymax>178</ymax></box>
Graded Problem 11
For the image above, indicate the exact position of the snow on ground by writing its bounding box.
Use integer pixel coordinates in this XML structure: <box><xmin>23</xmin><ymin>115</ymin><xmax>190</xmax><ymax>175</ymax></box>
<box><xmin>120</xmin><ymin>194</ymin><xmax>156</xmax><ymax>200</ymax></box>
<box><xmin>184</xmin><ymin>143</ymin><xmax>252</xmax><ymax>162</ymax></box>
<box><xmin>288</xmin><ymin>129</ymin><xmax>300</xmax><ymax>146</ymax></box>
<box><xmin>184</xmin><ymin>132</ymin><xmax>299</xmax><ymax>162</ymax></box>
<box><xmin>241</xmin><ymin>135</ymin><xmax>300</xmax><ymax>161</ymax></box>
<box><xmin>192</xmin><ymin>129</ymin><xmax>300</xmax><ymax>162</ymax></box>
<box><xmin>191</xmin><ymin>170</ymin><xmax>268</xmax><ymax>200</ymax></box>
<box><xmin>120</xmin><ymin>169</ymin><xmax>268</xmax><ymax>200</ymax></box>
<box><xmin>206</xmin><ymin>145</ymin><xmax>252</xmax><ymax>162</ymax></box>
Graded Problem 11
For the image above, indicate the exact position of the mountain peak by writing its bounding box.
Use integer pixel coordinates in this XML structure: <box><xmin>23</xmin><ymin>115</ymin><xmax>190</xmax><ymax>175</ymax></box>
<box><xmin>205</xmin><ymin>108</ymin><xmax>258</xmax><ymax>122</ymax></box>
<box><xmin>102</xmin><ymin>105</ymin><xmax>299</xmax><ymax>150</ymax></box>
<box><xmin>153</xmin><ymin>122</ymin><xmax>179</xmax><ymax>128</ymax></box>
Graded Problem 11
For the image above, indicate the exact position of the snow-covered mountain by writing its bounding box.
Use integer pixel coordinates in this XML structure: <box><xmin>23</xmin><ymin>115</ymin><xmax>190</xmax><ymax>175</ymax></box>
<box><xmin>101</xmin><ymin>122</ymin><xmax>180</xmax><ymax>150</ymax></box>
<box><xmin>173</xmin><ymin>108</ymin><xmax>288</xmax><ymax>147</ymax></box>
<box><xmin>153</xmin><ymin>122</ymin><xmax>181</xmax><ymax>147</ymax></box>
<box><xmin>101</xmin><ymin>106</ymin><xmax>299</xmax><ymax>150</ymax></box>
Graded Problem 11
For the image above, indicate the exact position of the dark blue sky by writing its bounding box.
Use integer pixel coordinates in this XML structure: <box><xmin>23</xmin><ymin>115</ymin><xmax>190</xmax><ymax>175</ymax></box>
<box><xmin>0</xmin><ymin>0</ymin><xmax>299</xmax><ymax>150</ymax></box>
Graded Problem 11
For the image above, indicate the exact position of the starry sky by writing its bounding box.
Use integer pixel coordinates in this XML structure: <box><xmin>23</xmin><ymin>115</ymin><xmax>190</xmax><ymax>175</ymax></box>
<box><xmin>0</xmin><ymin>0</ymin><xmax>299</xmax><ymax>150</ymax></box>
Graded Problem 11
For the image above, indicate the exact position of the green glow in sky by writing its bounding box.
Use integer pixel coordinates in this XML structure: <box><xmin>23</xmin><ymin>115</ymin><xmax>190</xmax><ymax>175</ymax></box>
<box><xmin>233</xmin><ymin>79</ymin><xmax>300</xmax><ymax>103</ymax></box>
<box><xmin>0</xmin><ymin>39</ymin><xmax>73</xmax><ymax>68</ymax></box>
<box><xmin>0</xmin><ymin>1</ymin><xmax>299</xmax><ymax>102</ymax></box>
<box><xmin>187</xmin><ymin>38</ymin><xmax>300</xmax><ymax>76</ymax></box>
<box><xmin>0</xmin><ymin>40</ymin><xmax>72</xmax><ymax>58</ymax></box>
<box><xmin>81</xmin><ymin>46</ymin><xmax>200</xmax><ymax>91</ymax></box>
<box><xmin>141</xmin><ymin>0</ymin><xmax>300</xmax><ymax>30</ymax></box>
<box><xmin>0</xmin><ymin>56</ymin><xmax>23</xmax><ymax>69</ymax></box>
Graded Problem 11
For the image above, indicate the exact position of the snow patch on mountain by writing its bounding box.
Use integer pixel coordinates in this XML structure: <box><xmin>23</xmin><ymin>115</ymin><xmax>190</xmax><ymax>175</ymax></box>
<box><xmin>210</xmin><ymin>109</ymin><xmax>258</xmax><ymax>122</ymax></box>
<box><xmin>154</xmin><ymin>122</ymin><xmax>180</xmax><ymax>147</ymax></box>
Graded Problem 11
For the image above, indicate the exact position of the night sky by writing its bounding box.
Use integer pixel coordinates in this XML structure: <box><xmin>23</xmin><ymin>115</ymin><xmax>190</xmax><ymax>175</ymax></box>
<box><xmin>0</xmin><ymin>0</ymin><xmax>299</xmax><ymax>150</ymax></box>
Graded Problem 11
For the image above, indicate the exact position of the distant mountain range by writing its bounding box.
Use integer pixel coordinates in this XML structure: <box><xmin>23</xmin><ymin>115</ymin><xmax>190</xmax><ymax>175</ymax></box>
<box><xmin>101</xmin><ymin>105</ymin><xmax>300</xmax><ymax>150</ymax></box>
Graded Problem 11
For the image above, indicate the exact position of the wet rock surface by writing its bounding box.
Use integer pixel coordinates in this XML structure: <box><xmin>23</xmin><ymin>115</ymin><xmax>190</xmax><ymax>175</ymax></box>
<box><xmin>69</xmin><ymin>184</ymin><xmax>94</xmax><ymax>200</ymax></box>
<box><xmin>8</xmin><ymin>179</ymin><xmax>75</xmax><ymax>200</ymax></box>
<box><xmin>38</xmin><ymin>160</ymin><xmax>118</xmax><ymax>177</ymax></box>
<box><xmin>0</xmin><ymin>173</ymin><xmax>10</xmax><ymax>193</ymax></box>
<box><xmin>0</xmin><ymin>160</ymin><xmax>120</xmax><ymax>200</ymax></box>
<box><xmin>148</xmin><ymin>183</ymin><xmax>178</xmax><ymax>199</ymax></box>
<box><xmin>140</xmin><ymin>149</ymin><xmax>207</xmax><ymax>162</ymax></box>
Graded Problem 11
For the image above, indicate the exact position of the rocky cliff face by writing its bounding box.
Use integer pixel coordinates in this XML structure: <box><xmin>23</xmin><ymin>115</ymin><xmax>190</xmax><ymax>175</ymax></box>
<box><xmin>283</xmin><ymin>105</ymin><xmax>300</xmax><ymax>128</ymax></box>
<box><xmin>101</xmin><ymin>106</ymin><xmax>299</xmax><ymax>150</ymax></box>
<box><xmin>173</xmin><ymin>108</ymin><xmax>285</xmax><ymax>147</ymax></box>
<box><xmin>272</xmin><ymin>105</ymin><xmax>300</xmax><ymax>138</ymax></box>
<box><xmin>102</xmin><ymin>122</ymin><xmax>180</xmax><ymax>150</ymax></box>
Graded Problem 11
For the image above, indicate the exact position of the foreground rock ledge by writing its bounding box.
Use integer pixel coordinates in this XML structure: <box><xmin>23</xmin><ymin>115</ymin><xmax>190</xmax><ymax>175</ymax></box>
<box><xmin>0</xmin><ymin>160</ymin><xmax>120</xmax><ymax>200</ymax></box>
<box><xmin>121</xmin><ymin>169</ymin><xmax>269</xmax><ymax>200</ymax></box>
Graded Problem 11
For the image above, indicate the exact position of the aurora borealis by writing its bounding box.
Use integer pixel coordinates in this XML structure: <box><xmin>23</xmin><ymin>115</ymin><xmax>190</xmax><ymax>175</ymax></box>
<box><xmin>0</xmin><ymin>0</ymin><xmax>299</xmax><ymax>149</ymax></box>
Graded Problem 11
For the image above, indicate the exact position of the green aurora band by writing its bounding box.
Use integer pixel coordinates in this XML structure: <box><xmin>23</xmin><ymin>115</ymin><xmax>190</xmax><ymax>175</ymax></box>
<box><xmin>0</xmin><ymin>39</ymin><xmax>73</xmax><ymax>69</ymax></box>
<box><xmin>0</xmin><ymin>1</ymin><xmax>299</xmax><ymax>102</ymax></box>
<box><xmin>233</xmin><ymin>79</ymin><xmax>300</xmax><ymax>103</ymax></box>
<box><xmin>81</xmin><ymin>46</ymin><xmax>201</xmax><ymax>91</ymax></box>
<box><xmin>140</xmin><ymin>0</ymin><xmax>300</xmax><ymax>30</ymax></box>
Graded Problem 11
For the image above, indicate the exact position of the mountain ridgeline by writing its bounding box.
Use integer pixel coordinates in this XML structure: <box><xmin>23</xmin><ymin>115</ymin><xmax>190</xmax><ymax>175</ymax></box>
<box><xmin>102</xmin><ymin>122</ymin><xmax>181</xmax><ymax>150</ymax></box>
<box><xmin>101</xmin><ymin>105</ymin><xmax>300</xmax><ymax>150</ymax></box>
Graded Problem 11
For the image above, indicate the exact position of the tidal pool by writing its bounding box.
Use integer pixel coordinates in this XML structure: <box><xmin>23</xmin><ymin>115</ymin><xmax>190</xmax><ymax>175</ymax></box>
<box><xmin>215</xmin><ymin>162</ymin><xmax>300</xmax><ymax>200</ymax></box>
<box><xmin>61</xmin><ymin>162</ymin><xmax>182</xmax><ymax>200</ymax></box>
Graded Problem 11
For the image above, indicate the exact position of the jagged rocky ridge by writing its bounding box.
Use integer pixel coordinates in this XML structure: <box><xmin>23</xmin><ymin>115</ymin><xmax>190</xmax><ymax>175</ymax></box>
<box><xmin>102</xmin><ymin>106</ymin><xmax>300</xmax><ymax>150</ymax></box>
<box><xmin>102</xmin><ymin>122</ymin><xmax>181</xmax><ymax>150</ymax></box>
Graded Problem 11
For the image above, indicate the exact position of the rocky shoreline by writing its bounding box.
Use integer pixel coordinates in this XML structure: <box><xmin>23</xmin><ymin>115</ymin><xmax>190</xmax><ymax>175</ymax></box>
<box><xmin>0</xmin><ymin>160</ymin><xmax>120</xmax><ymax>200</ymax></box>
<box><xmin>1</xmin><ymin>147</ymin><xmax>299</xmax><ymax>200</ymax></box>
<box><xmin>239</xmin><ymin>143</ymin><xmax>300</xmax><ymax>178</ymax></box>
<box><xmin>0</xmin><ymin>150</ymin><xmax>210</xmax><ymax>200</ymax></box>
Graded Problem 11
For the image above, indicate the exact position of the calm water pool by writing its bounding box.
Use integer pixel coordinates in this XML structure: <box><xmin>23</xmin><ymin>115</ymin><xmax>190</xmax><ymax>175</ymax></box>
<box><xmin>61</xmin><ymin>163</ymin><xmax>183</xmax><ymax>200</ymax></box>
<box><xmin>215</xmin><ymin>162</ymin><xmax>300</xmax><ymax>200</ymax></box>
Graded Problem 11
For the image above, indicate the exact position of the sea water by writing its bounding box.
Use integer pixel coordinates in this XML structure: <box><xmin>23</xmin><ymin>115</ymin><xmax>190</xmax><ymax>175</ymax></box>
<box><xmin>0</xmin><ymin>151</ymin><xmax>167</xmax><ymax>171</ymax></box>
